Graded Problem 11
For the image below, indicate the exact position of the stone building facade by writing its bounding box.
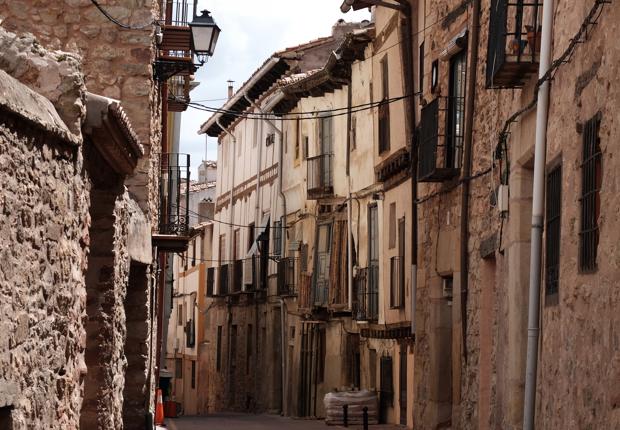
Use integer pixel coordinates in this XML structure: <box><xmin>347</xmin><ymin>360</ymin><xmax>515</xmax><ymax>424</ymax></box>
<box><xmin>0</xmin><ymin>0</ymin><xmax>175</xmax><ymax>428</ymax></box>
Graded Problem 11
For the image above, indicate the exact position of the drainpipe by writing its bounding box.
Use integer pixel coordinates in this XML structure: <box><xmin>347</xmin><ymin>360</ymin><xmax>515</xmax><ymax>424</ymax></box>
<box><xmin>459</xmin><ymin>0</ymin><xmax>480</xmax><ymax>365</ymax></box>
<box><xmin>279</xmin><ymin>298</ymin><xmax>287</xmax><ymax>414</ymax></box>
<box><xmin>346</xmin><ymin>83</ymin><xmax>354</xmax><ymax>311</ymax></box>
<box><xmin>217</xmin><ymin>118</ymin><xmax>236</xmax><ymax>295</ymax></box>
<box><xmin>523</xmin><ymin>0</ymin><xmax>554</xmax><ymax>428</ymax></box>
<box><xmin>244</xmin><ymin>93</ymin><xmax>286</xmax><ymax>254</ymax></box>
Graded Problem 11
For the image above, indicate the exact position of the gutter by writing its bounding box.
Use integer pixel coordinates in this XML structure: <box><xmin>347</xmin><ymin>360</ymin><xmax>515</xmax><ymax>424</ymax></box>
<box><xmin>523</xmin><ymin>0</ymin><xmax>555</xmax><ymax>427</ymax></box>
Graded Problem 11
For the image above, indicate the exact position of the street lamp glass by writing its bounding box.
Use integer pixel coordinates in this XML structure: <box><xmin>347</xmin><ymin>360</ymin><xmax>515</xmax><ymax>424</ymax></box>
<box><xmin>189</xmin><ymin>10</ymin><xmax>221</xmax><ymax>60</ymax></box>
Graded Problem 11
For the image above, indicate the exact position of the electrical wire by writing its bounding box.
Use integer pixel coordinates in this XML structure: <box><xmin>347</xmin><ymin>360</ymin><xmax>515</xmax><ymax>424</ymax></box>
<box><xmin>415</xmin><ymin>166</ymin><xmax>492</xmax><ymax>205</ymax></box>
<box><xmin>89</xmin><ymin>0</ymin><xmax>155</xmax><ymax>30</ymax></box>
<box><xmin>172</xmin><ymin>204</ymin><xmax>288</xmax><ymax>229</ymax></box>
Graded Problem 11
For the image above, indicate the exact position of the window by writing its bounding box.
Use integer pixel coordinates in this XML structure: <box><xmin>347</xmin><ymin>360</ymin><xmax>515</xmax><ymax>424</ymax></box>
<box><xmin>388</xmin><ymin>202</ymin><xmax>396</xmax><ymax>249</ymax></box>
<box><xmin>183</xmin><ymin>251</ymin><xmax>188</xmax><ymax>271</ymax></box>
<box><xmin>177</xmin><ymin>303</ymin><xmax>183</xmax><ymax>326</ymax></box>
<box><xmin>216</xmin><ymin>326</ymin><xmax>222</xmax><ymax>372</ymax></box>
<box><xmin>545</xmin><ymin>164</ymin><xmax>561</xmax><ymax>297</ymax></box>
<box><xmin>218</xmin><ymin>234</ymin><xmax>226</xmax><ymax>265</ymax></box>
<box><xmin>295</xmin><ymin>119</ymin><xmax>301</xmax><ymax>161</ymax></box>
<box><xmin>579</xmin><ymin>113</ymin><xmax>602</xmax><ymax>272</ymax></box>
<box><xmin>350</xmin><ymin>115</ymin><xmax>357</xmax><ymax>151</ymax></box>
<box><xmin>248</xmin><ymin>223</ymin><xmax>255</xmax><ymax>251</ymax></box>
<box><xmin>0</xmin><ymin>406</ymin><xmax>12</xmax><ymax>430</ymax></box>
<box><xmin>191</xmin><ymin>238</ymin><xmax>196</xmax><ymax>267</ymax></box>
<box><xmin>191</xmin><ymin>360</ymin><xmax>196</xmax><ymax>389</ymax></box>
<box><xmin>273</xmin><ymin>219</ymin><xmax>282</xmax><ymax>256</ymax></box>
<box><xmin>206</xmin><ymin>267</ymin><xmax>214</xmax><ymax>297</ymax></box>
<box><xmin>233</xmin><ymin>228</ymin><xmax>240</xmax><ymax>260</ymax></box>
<box><xmin>446</xmin><ymin>49</ymin><xmax>467</xmax><ymax>169</ymax></box>
<box><xmin>303</xmin><ymin>135</ymin><xmax>309</xmax><ymax>160</ymax></box>
<box><xmin>379</xmin><ymin>56</ymin><xmax>390</xmax><ymax>153</ymax></box>
<box><xmin>419</xmin><ymin>42</ymin><xmax>425</xmax><ymax>93</ymax></box>
<box><xmin>175</xmin><ymin>358</ymin><xmax>182</xmax><ymax>379</ymax></box>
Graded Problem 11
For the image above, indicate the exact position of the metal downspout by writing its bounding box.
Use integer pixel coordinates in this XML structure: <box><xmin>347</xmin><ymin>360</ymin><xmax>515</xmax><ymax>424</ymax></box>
<box><xmin>346</xmin><ymin>83</ymin><xmax>354</xmax><ymax>311</ymax></box>
<box><xmin>279</xmin><ymin>298</ymin><xmax>287</xmax><ymax>414</ymax></box>
<box><xmin>523</xmin><ymin>0</ymin><xmax>555</xmax><ymax>428</ymax></box>
<box><xmin>459</xmin><ymin>0</ymin><xmax>481</xmax><ymax>365</ymax></box>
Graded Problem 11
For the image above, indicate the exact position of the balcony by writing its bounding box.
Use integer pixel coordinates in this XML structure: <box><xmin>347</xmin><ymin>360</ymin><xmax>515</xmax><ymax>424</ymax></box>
<box><xmin>168</xmin><ymin>75</ymin><xmax>191</xmax><ymax>112</ymax></box>
<box><xmin>418</xmin><ymin>97</ymin><xmax>463</xmax><ymax>182</ymax></box>
<box><xmin>354</xmin><ymin>265</ymin><xmax>379</xmax><ymax>322</ymax></box>
<box><xmin>277</xmin><ymin>257</ymin><xmax>298</xmax><ymax>296</ymax></box>
<box><xmin>486</xmin><ymin>0</ymin><xmax>542</xmax><ymax>88</ymax></box>
<box><xmin>155</xmin><ymin>0</ymin><xmax>197</xmax><ymax>82</ymax></box>
<box><xmin>153</xmin><ymin>153</ymin><xmax>191</xmax><ymax>252</ymax></box>
<box><xmin>307</xmin><ymin>154</ymin><xmax>333</xmax><ymax>199</ymax></box>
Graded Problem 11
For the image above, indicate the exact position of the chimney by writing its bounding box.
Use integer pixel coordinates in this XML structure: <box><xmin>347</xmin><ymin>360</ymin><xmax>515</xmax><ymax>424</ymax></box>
<box><xmin>227</xmin><ymin>80</ymin><xmax>234</xmax><ymax>99</ymax></box>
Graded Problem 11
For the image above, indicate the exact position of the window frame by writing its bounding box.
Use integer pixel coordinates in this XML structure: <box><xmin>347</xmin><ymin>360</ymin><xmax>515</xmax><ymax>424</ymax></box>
<box><xmin>545</xmin><ymin>162</ymin><xmax>562</xmax><ymax>299</ymax></box>
<box><xmin>446</xmin><ymin>48</ymin><xmax>467</xmax><ymax>169</ymax></box>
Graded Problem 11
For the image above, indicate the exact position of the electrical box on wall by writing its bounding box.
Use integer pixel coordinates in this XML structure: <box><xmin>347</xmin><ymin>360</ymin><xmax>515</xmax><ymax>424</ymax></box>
<box><xmin>498</xmin><ymin>185</ymin><xmax>509</xmax><ymax>213</ymax></box>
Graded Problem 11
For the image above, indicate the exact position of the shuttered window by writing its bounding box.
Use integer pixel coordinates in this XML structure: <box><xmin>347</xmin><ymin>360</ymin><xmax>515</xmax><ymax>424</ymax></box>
<box><xmin>579</xmin><ymin>113</ymin><xmax>602</xmax><ymax>272</ymax></box>
<box><xmin>545</xmin><ymin>164</ymin><xmax>561</xmax><ymax>296</ymax></box>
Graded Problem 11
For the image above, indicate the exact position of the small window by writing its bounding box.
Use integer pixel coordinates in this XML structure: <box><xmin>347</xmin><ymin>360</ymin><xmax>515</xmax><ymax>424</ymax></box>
<box><xmin>545</xmin><ymin>164</ymin><xmax>562</xmax><ymax>296</ymax></box>
<box><xmin>379</xmin><ymin>55</ymin><xmax>390</xmax><ymax>154</ymax></box>
<box><xmin>216</xmin><ymin>326</ymin><xmax>222</xmax><ymax>372</ymax></box>
<box><xmin>419</xmin><ymin>42</ymin><xmax>425</xmax><ymax>93</ymax></box>
<box><xmin>350</xmin><ymin>115</ymin><xmax>357</xmax><ymax>151</ymax></box>
<box><xmin>447</xmin><ymin>49</ymin><xmax>467</xmax><ymax>169</ymax></box>
<box><xmin>248</xmin><ymin>223</ymin><xmax>255</xmax><ymax>251</ymax></box>
<box><xmin>177</xmin><ymin>303</ymin><xmax>183</xmax><ymax>326</ymax></box>
<box><xmin>303</xmin><ymin>135</ymin><xmax>309</xmax><ymax>160</ymax></box>
<box><xmin>191</xmin><ymin>360</ymin><xmax>196</xmax><ymax>389</ymax></box>
<box><xmin>388</xmin><ymin>202</ymin><xmax>396</xmax><ymax>249</ymax></box>
<box><xmin>206</xmin><ymin>267</ymin><xmax>214</xmax><ymax>297</ymax></box>
<box><xmin>579</xmin><ymin>113</ymin><xmax>602</xmax><ymax>272</ymax></box>
<box><xmin>175</xmin><ymin>358</ymin><xmax>183</xmax><ymax>379</ymax></box>
<box><xmin>273</xmin><ymin>220</ymin><xmax>282</xmax><ymax>256</ymax></box>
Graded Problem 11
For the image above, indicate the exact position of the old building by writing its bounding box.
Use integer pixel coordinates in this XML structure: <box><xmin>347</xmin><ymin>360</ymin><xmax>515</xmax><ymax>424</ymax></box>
<box><xmin>0</xmin><ymin>0</ymin><xmax>219</xmax><ymax>428</ymax></box>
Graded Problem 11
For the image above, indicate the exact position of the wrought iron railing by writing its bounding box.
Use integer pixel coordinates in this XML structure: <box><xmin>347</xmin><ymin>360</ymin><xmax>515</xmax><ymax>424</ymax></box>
<box><xmin>277</xmin><ymin>257</ymin><xmax>298</xmax><ymax>296</ymax></box>
<box><xmin>161</xmin><ymin>0</ymin><xmax>194</xmax><ymax>26</ymax></box>
<box><xmin>307</xmin><ymin>154</ymin><xmax>333</xmax><ymax>199</ymax></box>
<box><xmin>159</xmin><ymin>153</ymin><xmax>190</xmax><ymax>236</ymax></box>
<box><xmin>390</xmin><ymin>256</ymin><xmax>404</xmax><ymax>309</ymax></box>
<box><xmin>418</xmin><ymin>97</ymin><xmax>463</xmax><ymax>182</ymax></box>
<box><xmin>486</xmin><ymin>0</ymin><xmax>542</xmax><ymax>88</ymax></box>
<box><xmin>354</xmin><ymin>265</ymin><xmax>379</xmax><ymax>321</ymax></box>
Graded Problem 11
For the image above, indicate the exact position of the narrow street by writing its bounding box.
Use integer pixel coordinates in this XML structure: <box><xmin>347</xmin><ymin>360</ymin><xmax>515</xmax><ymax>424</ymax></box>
<box><xmin>163</xmin><ymin>414</ymin><xmax>404</xmax><ymax>430</ymax></box>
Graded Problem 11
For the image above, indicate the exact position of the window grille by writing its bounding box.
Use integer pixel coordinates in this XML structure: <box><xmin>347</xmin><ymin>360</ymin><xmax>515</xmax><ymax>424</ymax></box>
<box><xmin>579</xmin><ymin>114</ymin><xmax>602</xmax><ymax>272</ymax></box>
<box><xmin>545</xmin><ymin>164</ymin><xmax>561</xmax><ymax>296</ymax></box>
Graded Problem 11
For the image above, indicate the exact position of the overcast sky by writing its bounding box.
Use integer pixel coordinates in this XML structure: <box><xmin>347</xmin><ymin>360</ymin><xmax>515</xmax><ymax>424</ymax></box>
<box><xmin>179</xmin><ymin>0</ymin><xmax>370</xmax><ymax>176</ymax></box>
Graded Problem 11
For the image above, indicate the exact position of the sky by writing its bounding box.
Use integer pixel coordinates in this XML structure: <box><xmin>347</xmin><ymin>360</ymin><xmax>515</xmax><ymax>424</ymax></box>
<box><xmin>179</xmin><ymin>0</ymin><xmax>371</xmax><ymax>177</ymax></box>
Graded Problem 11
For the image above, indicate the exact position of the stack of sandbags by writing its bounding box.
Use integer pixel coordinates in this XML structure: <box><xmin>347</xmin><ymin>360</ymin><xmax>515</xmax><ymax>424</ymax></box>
<box><xmin>324</xmin><ymin>390</ymin><xmax>379</xmax><ymax>426</ymax></box>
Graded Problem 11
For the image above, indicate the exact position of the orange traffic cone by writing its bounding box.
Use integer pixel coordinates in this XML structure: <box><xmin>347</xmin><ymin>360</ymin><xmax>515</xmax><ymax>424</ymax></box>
<box><xmin>155</xmin><ymin>388</ymin><xmax>165</xmax><ymax>425</ymax></box>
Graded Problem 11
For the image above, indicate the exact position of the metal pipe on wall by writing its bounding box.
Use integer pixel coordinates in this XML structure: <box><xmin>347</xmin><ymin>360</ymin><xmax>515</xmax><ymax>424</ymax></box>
<box><xmin>459</xmin><ymin>0</ymin><xmax>481</xmax><ymax>364</ymax></box>
<box><xmin>523</xmin><ymin>0</ymin><xmax>555</xmax><ymax>428</ymax></box>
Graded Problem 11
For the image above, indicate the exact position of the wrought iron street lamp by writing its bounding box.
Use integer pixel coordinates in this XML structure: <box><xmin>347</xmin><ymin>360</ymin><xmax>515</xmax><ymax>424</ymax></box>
<box><xmin>189</xmin><ymin>8</ymin><xmax>221</xmax><ymax>64</ymax></box>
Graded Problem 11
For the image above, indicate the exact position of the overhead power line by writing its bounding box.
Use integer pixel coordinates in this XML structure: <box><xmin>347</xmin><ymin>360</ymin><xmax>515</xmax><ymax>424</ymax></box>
<box><xmin>89</xmin><ymin>0</ymin><xmax>155</xmax><ymax>30</ymax></box>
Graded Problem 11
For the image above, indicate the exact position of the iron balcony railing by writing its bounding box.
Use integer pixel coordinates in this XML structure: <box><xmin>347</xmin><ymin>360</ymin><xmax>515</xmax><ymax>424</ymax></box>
<box><xmin>354</xmin><ymin>265</ymin><xmax>379</xmax><ymax>322</ymax></box>
<box><xmin>218</xmin><ymin>263</ymin><xmax>229</xmax><ymax>296</ymax></box>
<box><xmin>418</xmin><ymin>97</ymin><xmax>464</xmax><ymax>182</ymax></box>
<box><xmin>161</xmin><ymin>0</ymin><xmax>194</xmax><ymax>26</ymax></box>
<box><xmin>277</xmin><ymin>257</ymin><xmax>298</xmax><ymax>296</ymax></box>
<box><xmin>159</xmin><ymin>153</ymin><xmax>190</xmax><ymax>236</ymax></box>
<box><xmin>486</xmin><ymin>0</ymin><xmax>542</xmax><ymax>88</ymax></box>
<box><xmin>390</xmin><ymin>256</ymin><xmax>404</xmax><ymax>309</ymax></box>
<box><xmin>307</xmin><ymin>154</ymin><xmax>333</xmax><ymax>199</ymax></box>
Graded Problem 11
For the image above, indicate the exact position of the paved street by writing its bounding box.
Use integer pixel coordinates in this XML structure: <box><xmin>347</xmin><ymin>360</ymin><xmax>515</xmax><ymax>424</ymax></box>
<box><xmin>163</xmin><ymin>413</ymin><xmax>405</xmax><ymax>430</ymax></box>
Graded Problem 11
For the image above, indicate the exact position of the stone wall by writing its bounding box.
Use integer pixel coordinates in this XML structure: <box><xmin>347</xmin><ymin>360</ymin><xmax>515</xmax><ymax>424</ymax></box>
<box><xmin>0</xmin><ymin>0</ymin><xmax>162</xmax><ymax>217</ymax></box>
<box><xmin>0</xmin><ymin>37</ymin><xmax>90</xmax><ymax>429</ymax></box>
